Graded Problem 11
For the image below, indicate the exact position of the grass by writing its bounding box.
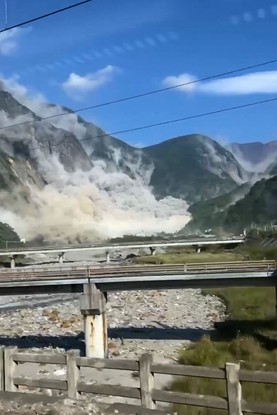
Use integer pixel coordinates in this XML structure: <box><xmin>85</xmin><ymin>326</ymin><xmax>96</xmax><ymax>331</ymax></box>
<box><xmin>205</xmin><ymin>287</ymin><xmax>277</xmax><ymax>346</ymax></box>
<box><xmin>153</xmin><ymin>247</ymin><xmax>277</xmax><ymax>414</ymax></box>
<box><xmin>170</xmin><ymin>286</ymin><xmax>277</xmax><ymax>415</ymax></box>
<box><xmin>135</xmin><ymin>245</ymin><xmax>277</xmax><ymax>265</ymax></box>
<box><xmin>134</xmin><ymin>250</ymin><xmax>245</xmax><ymax>265</ymax></box>
<box><xmin>242</xmin><ymin>246</ymin><xmax>277</xmax><ymax>260</ymax></box>
<box><xmin>172</xmin><ymin>336</ymin><xmax>277</xmax><ymax>415</ymax></box>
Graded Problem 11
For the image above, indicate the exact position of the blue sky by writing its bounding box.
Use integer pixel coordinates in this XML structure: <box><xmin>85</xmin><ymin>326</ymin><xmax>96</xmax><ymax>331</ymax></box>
<box><xmin>1</xmin><ymin>0</ymin><xmax>277</xmax><ymax>146</ymax></box>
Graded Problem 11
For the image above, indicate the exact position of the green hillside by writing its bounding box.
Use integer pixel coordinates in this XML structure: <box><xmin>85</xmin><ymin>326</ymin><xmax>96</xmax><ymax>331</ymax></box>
<box><xmin>185</xmin><ymin>175</ymin><xmax>277</xmax><ymax>234</ymax></box>
<box><xmin>185</xmin><ymin>183</ymin><xmax>251</xmax><ymax>233</ymax></box>
<box><xmin>0</xmin><ymin>222</ymin><xmax>20</xmax><ymax>247</ymax></box>
<box><xmin>224</xmin><ymin>175</ymin><xmax>277</xmax><ymax>232</ymax></box>
<box><xmin>269</xmin><ymin>162</ymin><xmax>277</xmax><ymax>175</ymax></box>
<box><xmin>144</xmin><ymin>134</ymin><xmax>247</xmax><ymax>204</ymax></box>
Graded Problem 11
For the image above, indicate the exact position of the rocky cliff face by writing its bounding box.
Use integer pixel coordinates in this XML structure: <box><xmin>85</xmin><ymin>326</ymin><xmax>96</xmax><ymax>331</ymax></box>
<box><xmin>228</xmin><ymin>141</ymin><xmax>277</xmax><ymax>173</ymax></box>
<box><xmin>145</xmin><ymin>134</ymin><xmax>248</xmax><ymax>204</ymax></box>
<box><xmin>0</xmin><ymin>86</ymin><xmax>257</xmax><ymax>242</ymax></box>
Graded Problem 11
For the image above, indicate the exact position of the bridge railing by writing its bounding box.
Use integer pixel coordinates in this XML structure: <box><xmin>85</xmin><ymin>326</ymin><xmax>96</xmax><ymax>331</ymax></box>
<box><xmin>1</xmin><ymin>347</ymin><xmax>277</xmax><ymax>414</ymax></box>
<box><xmin>0</xmin><ymin>260</ymin><xmax>275</xmax><ymax>276</ymax></box>
<box><xmin>184</xmin><ymin>260</ymin><xmax>276</xmax><ymax>272</ymax></box>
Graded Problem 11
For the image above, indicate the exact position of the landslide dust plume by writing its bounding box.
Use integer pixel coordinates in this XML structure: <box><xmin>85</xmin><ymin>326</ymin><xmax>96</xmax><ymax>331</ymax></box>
<box><xmin>0</xmin><ymin>79</ymin><xmax>190</xmax><ymax>243</ymax></box>
<box><xmin>0</xmin><ymin>155</ymin><xmax>190</xmax><ymax>243</ymax></box>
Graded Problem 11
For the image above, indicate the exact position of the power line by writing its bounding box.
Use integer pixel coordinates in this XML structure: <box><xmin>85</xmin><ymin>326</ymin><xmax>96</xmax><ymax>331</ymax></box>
<box><xmin>30</xmin><ymin>96</ymin><xmax>277</xmax><ymax>151</ymax></box>
<box><xmin>0</xmin><ymin>0</ymin><xmax>93</xmax><ymax>34</ymax></box>
<box><xmin>0</xmin><ymin>2</ymin><xmax>277</xmax><ymax>140</ymax></box>
<box><xmin>1</xmin><ymin>56</ymin><xmax>277</xmax><ymax>134</ymax></box>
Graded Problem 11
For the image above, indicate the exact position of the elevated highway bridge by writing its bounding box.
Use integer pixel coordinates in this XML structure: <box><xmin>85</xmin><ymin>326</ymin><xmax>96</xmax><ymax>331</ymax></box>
<box><xmin>0</xmin><ymin>237</ymin><xmax>245</xmax><ymax>268</ymax></box>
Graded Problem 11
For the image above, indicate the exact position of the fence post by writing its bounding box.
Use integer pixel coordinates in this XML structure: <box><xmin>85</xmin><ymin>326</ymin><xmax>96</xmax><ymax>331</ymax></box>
<box><xmin>4</xmin><ymin>347</ymin><xmax>18</xmax><ymax>392</ymax></box>
<box><xmin>226</xmin><ymin>362</ymin><xmax>242</xmax><ymax>415</ymax></box>
<box><xmin>139</xmin><ymin>353</ymin><xmax>155</xmax><ymax>409</ymax></box>
<box><xmin>67</xmin><ymin>350</ymin><xmax>80</xmax><ymax>400</ymax></box>
<box><xmin>0</xmin><ymin>346</ymin><xmax>4</xmax><ymax>391</ymax></box>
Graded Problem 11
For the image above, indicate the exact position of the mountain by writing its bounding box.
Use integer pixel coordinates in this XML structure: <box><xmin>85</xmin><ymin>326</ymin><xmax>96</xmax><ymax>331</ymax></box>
<box><xmin>223</xmin><ymin>175</ymin><xmax>277</xmax><ymax>232</ymax></box>
<box><xmin>46</xmin><ymin>105</ymin><xmax>249</xmax><ymax>204</ymax></box>
<box><xmin>0</xmin><ymin>85</ymin><xmax>190</xmax><ymax>242</ymax></box>
<box><xmin>0</xmin><ymin>89</ymin><xmax>95</xmax><ymax>197</ymax></box>
<box><xmin>145</xmin><ymin>134</ymin><xmax>248</xmax><ymax>204</ymax></box>
<box><xmin>47</xmin><ymin>105</ymin><xmax>153</xmax><ymax>181</ymax></box>
<box><xmin>55</xmin><ymin>112</ymin><xmax>247</xmax><ymax>202</ymax></box>
<box><xmin>184</xmin><ymin>175</ymin><xmax>277</xmax><ymax>234</ymax></box>
<box><xmin>184</xmin><ymin>182</ymin><xmax>252</xmax><ymax>233</ymax></box>
<box><xmin>270</xmin><ymin>164</ymin><xmax>277</xmax><ymax>175</ymax></box>
<box><xmin>0</xmin><ymin>90</ymin><xmax>92</xmax><ymax>173</ymax></box>
<box><xmin>0</xmin><ymin>222</ymin><xmax>19</xmax><ymax>246</ymax></box>
<box><xmin>266</xmin><ymin>161</ymin><xmax>277</xmax><ymax>176</ymax></box>
<box><xmin>0</xmin><ymin>82</ymin><xmax>267</xmax><ymax>243</ymax></box>
<box><xmin>228</xmin><ymin>141</ymin><xmax>277</xmax><ymax>172</ymax></box>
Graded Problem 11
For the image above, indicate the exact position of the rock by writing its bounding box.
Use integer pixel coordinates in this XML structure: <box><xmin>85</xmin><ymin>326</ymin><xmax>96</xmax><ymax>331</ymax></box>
<box><xmin>0</xmin><ymin>287</ymin><xmax>226</xmax><ymax>411</ymax></box>
<box><xmin>0</xmin><ymin>400</ymin><xmax>101</xmax><ymax>415</ymax></box>
<box><xmin>60</xmin><ymin>320</ymin><xmax>72</xmax><ymax>329</ymax></box>
<box><xmin>108</xmin><ymin>342</ymin><xmax>117</xmax><ymax>350</ymax></box>
<box><xmin>54</xmin><ymin>368</ymin><xmax>66</xmax><ymax>376</ymax></box>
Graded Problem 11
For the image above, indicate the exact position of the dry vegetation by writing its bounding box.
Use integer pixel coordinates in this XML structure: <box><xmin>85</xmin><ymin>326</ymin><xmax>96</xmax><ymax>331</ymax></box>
<box><xmin>144</xmin><ymin>246</ymin><xmax>277</xmax><ymax>414</ymax></box>
<box><xmin>135</xmin><ymin>246</ymin><xmax>244</xmax><ymax>264</ymax></box>
<box><xmin>172</xmin><ymin>287</ymin><xmax>277</xmax><ymax>414</ymax></box>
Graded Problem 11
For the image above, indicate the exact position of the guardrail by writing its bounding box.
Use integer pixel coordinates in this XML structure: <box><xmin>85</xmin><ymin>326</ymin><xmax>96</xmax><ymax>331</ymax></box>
<box><xmin>184</xmin><ymin>260</ymin><xmax>276</xmax><ymax>272</ymax></box>
<box><xmin>0</xmin><ymin>347</ymin><xmax>276</xmax><ymax>414</ymax></box>
<box><xmin>0</xmin><ymin>260</ymin><xmax>275</xmax><ymax>277</ymax></box>
<box><xmin>0</xmin><ymin>237</ymin><xmax>245</xmax><ymax>253</ymax></box>
<box><xmin>0</xmin><ymin>239</ymin><xmax>246</xmax><ymax>260</ymax></box>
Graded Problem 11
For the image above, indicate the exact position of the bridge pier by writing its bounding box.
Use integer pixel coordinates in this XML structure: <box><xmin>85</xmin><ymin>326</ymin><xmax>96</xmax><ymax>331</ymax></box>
<box><xmin>58</xmin><ymin>253</ymin><xmax>65</xmax><ymax>264</ymax></box>
<box><xmin>105</xmin><ymin>251</ymin><xmax>110</xmax><ymax>264</ymax></box>
<box><xmin>10</xmin><ymin>256</ymin><xmax>16</xmax><ymax>269</ymax></box>
<box><xmin>80</xmin><ymin>284</ymin><xmax>108</xmax><ymax>358</ymax></box>
<box><xmin>150</xmin><ymin>247</ymin><xmax>156</xmax><ymax>256</ymax></box>
<box><xmin>193</xmin><ymin>245</ymin><xmax>201</xmax><ymax>254</ymax></box>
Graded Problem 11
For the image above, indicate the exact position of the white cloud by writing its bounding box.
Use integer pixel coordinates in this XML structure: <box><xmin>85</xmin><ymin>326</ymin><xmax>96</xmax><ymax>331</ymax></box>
<box><xmin>162</xmin><ymin>71</ymin><xmax>277</xmax><ymax>96</ymax></box>
<box><xmin>0</xmin><ymin>27</ymin><xmax>30</xmax><ymax>56</ymax></box>
<box><xmin>163</xmin><ymin>73</ymin><xmax>197</xmax><ymax>93</ymax></box>
<box><xmin>62</xmin><ymin>65</ymin><xmax>118</xmax><ymax>100</ymax></box>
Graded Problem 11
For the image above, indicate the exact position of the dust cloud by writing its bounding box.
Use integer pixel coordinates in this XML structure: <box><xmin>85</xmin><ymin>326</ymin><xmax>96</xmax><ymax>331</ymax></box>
<box><xmin>0</xmin><ymin>77</ymin><xmax>190</xmax><ymax>243</ymax></box>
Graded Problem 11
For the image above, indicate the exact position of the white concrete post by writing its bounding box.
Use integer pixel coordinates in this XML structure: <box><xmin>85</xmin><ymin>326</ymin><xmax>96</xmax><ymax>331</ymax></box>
<box><xmin>58</xmin><ymin>253</ymin><xmax>64</xmax><ymax>264</ymax></box>
<box><xmin>84</xmin><ymin>313</ymin><xmax>107</xmax><ymax>358</ymax></box>
<box><xmin>105</xmin><ymin>251</ymin><xmax>110</xmax><ymax>264</ymax></box>
<box><xmin>150</xmin><ymin>247</ymin><xmax>156</xmax><ymax>256</ymax></box>
<box><xmin>80</xmin><ymin>284</ymin><xmax>108</xmax><ymax>358</ymax></box>
<box><xmin>197</xmin><ymin>246</ymin><xmax>201</xmax><ymax>254</ymax></box>
<box><xmin>10</xmin><ymin>256</ymin><xmax>15</xmax><ymax>269</ymax></box>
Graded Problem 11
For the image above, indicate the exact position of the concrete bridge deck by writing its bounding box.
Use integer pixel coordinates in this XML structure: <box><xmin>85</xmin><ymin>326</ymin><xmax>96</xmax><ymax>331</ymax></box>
<box><xmin>0</xmin><ymin>261</ymin><xmax>275</xmax><ymax>358</ymax></box>
<box><xmin>0</xmin><ymin>237</ymin><xmax>245</xmax><ymax>257</ymax></box>
<box><xmin>0</xmin><ymin>261</ymin><xmax>275</xmax><ymax>295</ymax></box>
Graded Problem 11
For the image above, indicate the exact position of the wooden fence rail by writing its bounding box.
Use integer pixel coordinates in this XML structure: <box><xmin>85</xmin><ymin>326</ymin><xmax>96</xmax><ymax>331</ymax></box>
<box><xmin>0</xmin><ymin>346</ymin><xmax>276</xmax><ymax>414</ymax></box>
